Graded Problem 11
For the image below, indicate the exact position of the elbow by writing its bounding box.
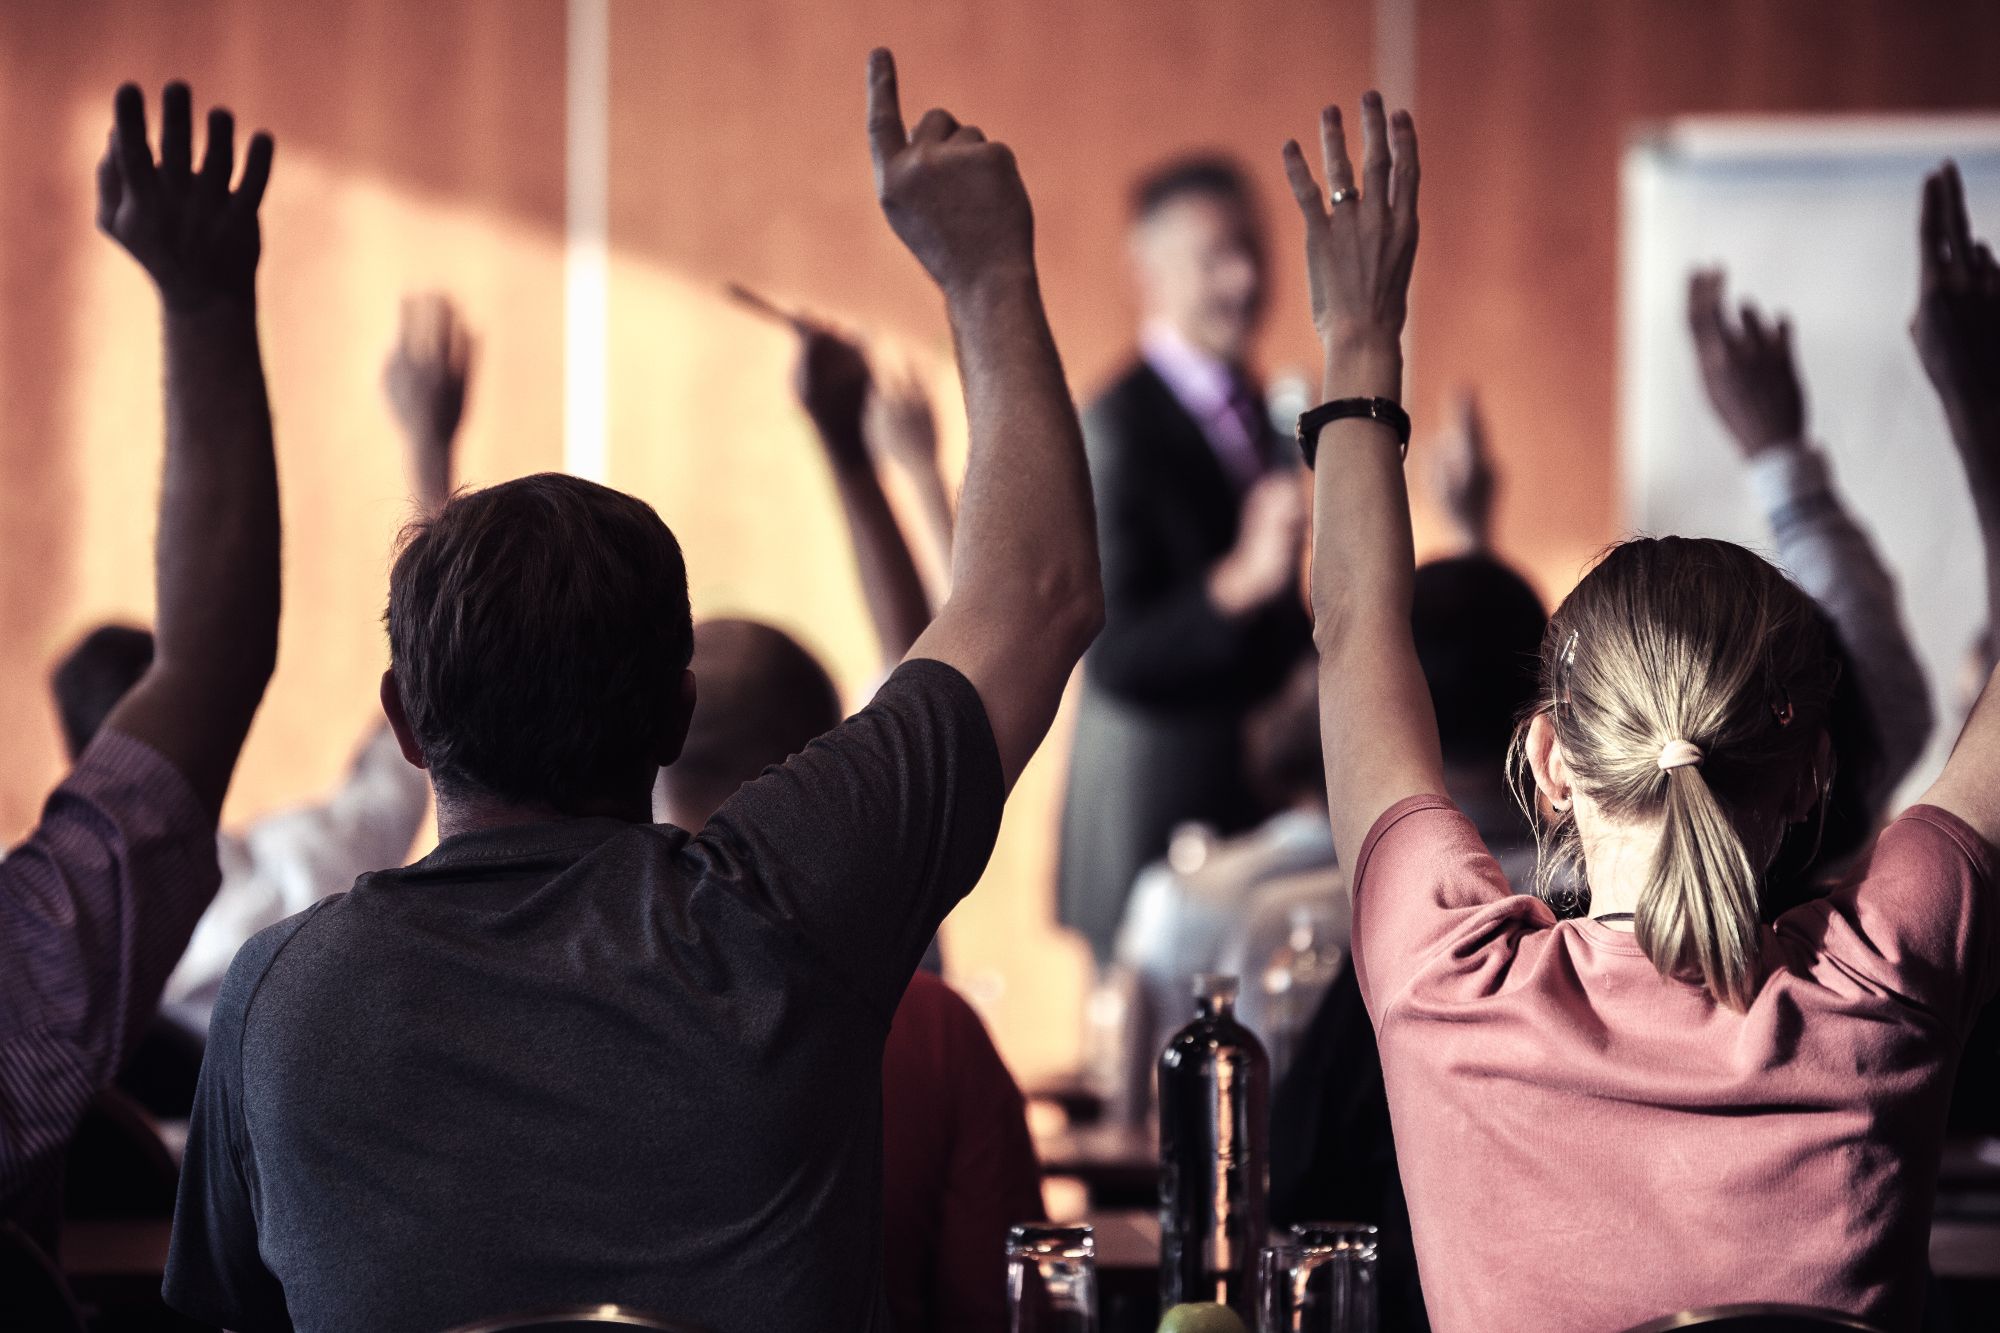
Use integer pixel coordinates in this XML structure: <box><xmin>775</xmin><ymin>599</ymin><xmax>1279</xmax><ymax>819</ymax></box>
<box><xmin>1050</xmin><ymin>565</ymin><xmax>1106</xmax><ymax>664</ymax></box>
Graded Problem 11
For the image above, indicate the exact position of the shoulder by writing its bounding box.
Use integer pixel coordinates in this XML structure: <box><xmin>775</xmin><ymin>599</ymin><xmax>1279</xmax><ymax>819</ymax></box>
<box><xmin>1351</xmin><ymin>794</ymin><xmax>1507</xmax><ymax>901</ymax></box>
<box><xmin>1085</xmin><ymin>361</ymin><xmax>1174</xmax><ymax>438</ymax></box>
<box><xmin>31</xmin><ymin>727</ymin><xmax>217</xmax><ymax>863</ymax></box>
<box><xmin>211</xmin><ymin>899</ymin><xmax>339</xmax><ymax>1037</ymax></box>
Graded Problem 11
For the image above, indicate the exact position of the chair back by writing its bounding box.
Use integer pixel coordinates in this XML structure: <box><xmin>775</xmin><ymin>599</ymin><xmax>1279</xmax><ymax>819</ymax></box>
<box><xmin>0</xmin><ymin>1221</ymin><xmax>87</xmax><ymax>1333</ymax></box>
<box><xmin>441</xmin><ymin>1306</ymin><xmax>716</xmax><ymax>1333</ymax></box>
<box><xmin>1619</xmin><ymin>1304</ymin><xmax>1888</xmax><ymax>1333</ymax></box>
<box><xmin>62</xmin><ymin>1087</ymin><xmax>179</xmax><ymax>1218</ymax></box>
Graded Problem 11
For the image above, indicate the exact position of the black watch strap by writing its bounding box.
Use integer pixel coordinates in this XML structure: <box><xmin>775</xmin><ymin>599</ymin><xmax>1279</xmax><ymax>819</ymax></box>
<box><xmin>1295</xmin><ymin>397</ymin><xmax>1411</xmax><ymax>468</ymax></box>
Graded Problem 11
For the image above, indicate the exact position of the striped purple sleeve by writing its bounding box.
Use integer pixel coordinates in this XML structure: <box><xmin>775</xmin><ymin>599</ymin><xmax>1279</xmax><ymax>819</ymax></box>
<box><xmin>0</xmin><ymin>729</ymin><xmax>221</xmax><ymax>1206</ymax></box>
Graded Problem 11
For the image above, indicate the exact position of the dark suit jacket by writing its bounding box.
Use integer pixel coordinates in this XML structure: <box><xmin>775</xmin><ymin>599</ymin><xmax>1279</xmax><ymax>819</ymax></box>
<box><xmin>1058</xmin><ymin>360</ymin><xmax>1313</xmax><ymax>961</ymax></box>
<box><xmin>1080</xmin><ymin>360</ymin><xmax>1309</xmax><ymax>714</ymax></box>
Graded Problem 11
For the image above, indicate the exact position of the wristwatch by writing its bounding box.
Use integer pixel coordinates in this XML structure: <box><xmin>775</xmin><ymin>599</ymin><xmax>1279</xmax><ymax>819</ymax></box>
<box><xmin>1295</xmin><ymin>397</ymin><xmax>1411</xmax><ymax>468</ymax></box>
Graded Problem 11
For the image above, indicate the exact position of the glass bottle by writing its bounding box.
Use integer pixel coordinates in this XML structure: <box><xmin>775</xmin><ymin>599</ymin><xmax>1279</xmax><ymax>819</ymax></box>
<box><xmin>1158</xmin><ymin>973</ymin><xmax>1269</xmax><ymax>1318</ymax></box>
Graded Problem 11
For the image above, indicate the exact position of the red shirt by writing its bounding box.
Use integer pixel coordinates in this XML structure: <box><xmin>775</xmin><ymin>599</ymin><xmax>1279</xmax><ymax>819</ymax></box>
<box><xmin>882</xmin><ymin>972</ymin><xmax>1046</xmax><ymax>1333</ymax></box>
<box><xmin>1350</xmin><ymin>795</ymin><xmax>1998</xmax><ymax>1333</ymax></box>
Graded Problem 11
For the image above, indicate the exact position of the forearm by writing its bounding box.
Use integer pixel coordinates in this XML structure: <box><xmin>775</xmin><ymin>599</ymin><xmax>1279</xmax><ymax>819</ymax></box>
<box><xmin>406</xmin><ymin>428</ymin><xmax>453</xmax><ymax>516</ymax></box>
<box><xmin>937</xmin><ymin>271</ymin><xmax>1100</xmax><ymax>637</ymax></box>
<box><xmin>1309</xmin><ymin>341</ymin><xmax>1444</xmax><ymax>861</ymax></box>
<box><xmin>1309</xmin><ymin>343</ymin><xmax>1414</xmax><ymax>644</ymax></box>
<box><xmin>828</xmin><ymin>448</ymin><xmax>934</xmax><ymax>664</ymax></box>
<box><xmin>159</xmin><ymin>304</ymin><xmax>281</xmax><ymax>689</ymax></box>
<box><xmin>1752</xmin><ymin>445</ymin><xmax>1934</xmax><ymax>796</ymax></box>
<box><xmin>106</xmin><ymin>302</ymin><xmax>281</xmax><ymax>812</ymax></box>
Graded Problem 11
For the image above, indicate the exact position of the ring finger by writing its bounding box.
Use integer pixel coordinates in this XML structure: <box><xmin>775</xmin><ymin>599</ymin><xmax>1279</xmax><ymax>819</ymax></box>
<box><xmin>1320</xmin><ymin>105</ymin><xmax>1357</xmax><ymax>206</ymax></box>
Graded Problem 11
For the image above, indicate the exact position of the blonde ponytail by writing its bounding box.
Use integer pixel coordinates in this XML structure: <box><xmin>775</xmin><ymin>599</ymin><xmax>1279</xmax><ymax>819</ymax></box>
<box><xmin>1512</xmin><ymin>537</ymin><xmax>1840</xmax><ymax>1012</ymax></box>
<box><xmin>1637</xmin><ymin>762</ymin><xmax>1761</xmax><ymax>1010</ymax></box>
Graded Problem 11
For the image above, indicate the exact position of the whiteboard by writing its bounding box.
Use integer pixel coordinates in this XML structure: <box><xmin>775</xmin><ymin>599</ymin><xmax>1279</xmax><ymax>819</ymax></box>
<box><xmin>1622</xmin><ymin>116</ymin><xmax>2000</xmax><ymax>807</ymax></box>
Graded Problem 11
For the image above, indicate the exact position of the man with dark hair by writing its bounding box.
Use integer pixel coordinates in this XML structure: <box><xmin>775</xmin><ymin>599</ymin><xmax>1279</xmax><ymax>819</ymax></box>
<box><xmin>165</xmin><ymin>50</ymin><xmax>1102</xmax><ymax>1333</ymax></box>
<box><xmin>1</xmin><ymin>83</ymin><xmax>280</xmax><ymax>1211</ymax></box>
<box><xmin>656</xmin><ymin>618</ymin><xmax>1045</xmax><ymax>1333</ymax></box>
<box><xmin>50</xmin><ymin>299</ymin><xmax>462</xmax><ymax>1072</ymax></box>
<box><xmin>1060</xmin><ymin>150</ymin><xmax>1311</xmax><ymax>964</ymax></box>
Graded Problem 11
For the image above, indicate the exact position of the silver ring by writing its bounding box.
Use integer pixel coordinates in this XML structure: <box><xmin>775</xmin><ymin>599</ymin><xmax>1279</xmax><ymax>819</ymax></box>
<box><xmin>1328</xmin><ymin>187</ymin><xmax>1356</xmax><ymax>207</ymax></box>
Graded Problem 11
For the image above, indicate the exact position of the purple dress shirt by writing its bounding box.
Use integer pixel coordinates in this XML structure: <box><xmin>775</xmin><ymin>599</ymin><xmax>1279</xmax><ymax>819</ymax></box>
<box><xmin>1140</xmin><ymin>320</ymin><xmax>1270</xmax><ymax>491</ymax></box>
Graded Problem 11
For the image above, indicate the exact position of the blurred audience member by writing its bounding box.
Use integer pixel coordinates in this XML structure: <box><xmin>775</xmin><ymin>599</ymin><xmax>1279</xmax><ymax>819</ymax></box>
<box><xmin>1689</xmin><ymin>271</ymin><xmax>1933</xmax><ymax>900</ymax></box>
<box><xmin>747</xmin><ymin>294</ymin><xmax>959</xmax><ymax>966</ymax></box>
<box><xmin>658</xmin><ymin>618</ymin><xmax>1044</xmax><ymax>1333</ymax></box>
<box><xmin>1</xmin><ymin>83</ymin><xmax>279</xmax><ymax>1214</ymax></box>
<box><xmin>1112</xmin><ymin>657</ymin><xmax>1340</xmax><ymax>1085</ymax></box>
<box><xmin>1060</xmin><ymin>155</ymin><xmax>1311</xmax><ymax>964</ymax></box>
<box><xmin>164</xmin><ymin>51</ymin><xmax>1101</xmax><ymax>1332</ymax></box>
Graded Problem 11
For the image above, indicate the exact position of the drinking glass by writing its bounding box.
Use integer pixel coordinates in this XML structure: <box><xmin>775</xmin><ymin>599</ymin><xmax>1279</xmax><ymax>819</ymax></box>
<box><xmin>1259</xmin><ymin>1224</ymin><xmax>1379</xmax><ymax>1333</ymax></box>
<box><xmin>1007</xmin><ymin>1223</ymin><xmax>1096</xmax><ymax>1333</ymax></box>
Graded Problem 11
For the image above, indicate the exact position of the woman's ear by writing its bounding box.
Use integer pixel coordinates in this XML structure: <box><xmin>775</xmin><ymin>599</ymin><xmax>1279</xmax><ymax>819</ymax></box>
<box><xmin>1526</xmin><ymin>711</ymin><xmax>1572</xmax><ymax>812</ymax></box>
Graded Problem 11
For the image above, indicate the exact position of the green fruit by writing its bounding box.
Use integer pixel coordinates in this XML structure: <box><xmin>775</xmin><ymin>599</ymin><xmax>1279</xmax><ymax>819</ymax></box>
<box><xmin>1157</xmin><ymin>1302</ymin><xmax>1250</xmax><ymax>1333</ymax></box>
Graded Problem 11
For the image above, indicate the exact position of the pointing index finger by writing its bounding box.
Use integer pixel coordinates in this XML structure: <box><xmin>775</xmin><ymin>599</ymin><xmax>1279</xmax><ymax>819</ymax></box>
<box><xmin>867</xmin><ymin>48</ymin><xmax>906</xmax><ymax>180</ymax></box>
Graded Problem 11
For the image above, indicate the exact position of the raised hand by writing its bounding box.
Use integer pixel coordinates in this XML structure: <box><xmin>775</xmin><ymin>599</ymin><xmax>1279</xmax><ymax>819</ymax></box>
<box><xmin>1210</xmin><ymin>473</ymin><xmax>1309</xmax><ymax>617</ymax></box>
<box><xmin>1913</xmin><ymin>162</ymin><xmax>2000</xmax><ymax>445</ymax></box>
<box><xmin>866</xmin><ymin>49</ymin><xmax>1034</xmax><ymax>300</ymax></box>
<box><xmin>1281</xmin><ymin>93</ymin><xmax>1419</xmax><ymax>361</ymax></box>
<box><xmin>97</xmin><ymin>82</ymin><xmax>273</xmax><ymax>311</ymax></box>
<box><xmin>792</xmin><ymin>323</ymin><xmax>873</xmax><ymax>469</ymax></box>
<box><xmin>1688</xmin><ymin>269</ymin><xmax>1806</xmax><ymax>456</ymax></box>
<box><xmin>384</xmin><ymin>293</ymin><xmax>473</xmax><ymax>512</ymax></box>
<box><xmin>1433</xmin><ymin>391</ymin><xmax>1495</xmax><ymax>552</ymax></box>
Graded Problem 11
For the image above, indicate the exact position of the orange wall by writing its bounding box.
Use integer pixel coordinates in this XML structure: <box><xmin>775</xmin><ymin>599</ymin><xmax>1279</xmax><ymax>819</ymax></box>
<box><xmin>1</xmin><ymin>1</ymin><xmax>1995</xmax><ymax>1082</ymax></box>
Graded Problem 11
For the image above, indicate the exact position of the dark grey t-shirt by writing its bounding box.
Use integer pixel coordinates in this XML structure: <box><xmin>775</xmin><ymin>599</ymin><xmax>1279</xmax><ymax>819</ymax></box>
<box><xmin>163</xmin><ymin>660</ymin><xmax>1004</xmax><ymax>1333</ymax></box>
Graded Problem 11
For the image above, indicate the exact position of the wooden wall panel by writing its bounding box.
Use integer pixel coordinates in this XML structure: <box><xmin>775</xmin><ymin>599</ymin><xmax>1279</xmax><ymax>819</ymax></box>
<box><xmin>1409</xmin><ymin>0</ymin><xmax>2000</xmax><ymax>603</ymax></box>
<box><xmin>0</xmin><ymin>0</ymin><xmax>1993</xmax><ymax>1083</ymax></box>
<box><xmin>0</xmin><ymin>0</ymin><xmax>567</xmax><ymax>838</ymax></box>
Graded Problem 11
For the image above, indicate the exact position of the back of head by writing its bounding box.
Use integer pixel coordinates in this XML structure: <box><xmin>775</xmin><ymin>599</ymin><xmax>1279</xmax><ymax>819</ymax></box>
<box><xmin>52</xmin><ymin>623</ymin><xmax>155</xmax><ymax>759</ymax></box>
<box><xmin>1411</xmin><ymin>556</ymin><xmax>1547</xmax><ymax>769</ymax></box>
<box><xmin>1515</xmin><ymin>536</ymin><xmax>1838</xmax><ymax>1009</ymax></box>
<box><xmin>386</xmin><ymin>473</ymin><xmax>692</xmax><ymax>813</ymax></box>
<box><xmin>658</xmin><ymin>618</ymin><xmax>843</xmax><ymax>827</ymax></box>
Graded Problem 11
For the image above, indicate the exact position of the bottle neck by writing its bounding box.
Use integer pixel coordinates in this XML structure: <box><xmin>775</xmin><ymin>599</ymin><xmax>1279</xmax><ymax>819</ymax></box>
<box><xmin>1197</xmin><ymin>995</ymin><xmax>1236</xmax><ymax>1022</ymax></box>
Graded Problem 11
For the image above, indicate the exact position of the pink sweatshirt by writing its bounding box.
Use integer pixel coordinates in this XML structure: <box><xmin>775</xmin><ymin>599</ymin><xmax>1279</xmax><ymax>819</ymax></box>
<box><xmin>1350</xmin><ymin>795</ymin><xmax>1997</xmax><ymax>1333</ymax></box>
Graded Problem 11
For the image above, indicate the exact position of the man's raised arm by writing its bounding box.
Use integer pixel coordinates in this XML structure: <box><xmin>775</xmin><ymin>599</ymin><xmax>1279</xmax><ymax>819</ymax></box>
<box><xmin>97</xmin><ymin>82</ymin><xmax>280</xmax><ymax>814</ymax></box>
<box><xmin>869</xmin><ymin>49</ymin><xmax>1103</xmax><ymax>786</ymax></box>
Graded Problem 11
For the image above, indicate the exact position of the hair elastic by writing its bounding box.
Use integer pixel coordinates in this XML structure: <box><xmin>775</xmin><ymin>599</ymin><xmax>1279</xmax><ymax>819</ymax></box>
<box><xmin>1657</xmin><ymin>739</ymin><xmax>1704</xmax><ymax>771</ymax></box>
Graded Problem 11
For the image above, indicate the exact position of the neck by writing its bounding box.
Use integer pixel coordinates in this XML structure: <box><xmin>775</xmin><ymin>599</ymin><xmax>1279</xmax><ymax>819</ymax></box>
<box><xmin>435</xmin><ymin>786</ymin><xmax>654</xmax><ymax>841</ymax></box>
<box><xmin>1143</xmin><ymin>315</ymin><xmax>1240</xmax><ymax>372</ymax></box>
<box><xmin>1576</xmin><ymin>811</ymin><xmax>1664</xmax><ymax>926</ymax></box>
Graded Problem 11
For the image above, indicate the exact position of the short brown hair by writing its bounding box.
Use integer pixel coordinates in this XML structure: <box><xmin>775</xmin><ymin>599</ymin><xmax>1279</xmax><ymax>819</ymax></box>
<box><xmin>386</xmin><ymin>473</ymin><xmax>692</xmax><ymax>810</ymax></box>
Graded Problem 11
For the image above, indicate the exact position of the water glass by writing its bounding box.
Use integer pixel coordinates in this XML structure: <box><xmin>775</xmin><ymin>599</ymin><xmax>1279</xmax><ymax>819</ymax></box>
<box><xmin>1007</xmin><ymin>1222</ymin><xmax>1096</xmax><ymax>1333</ymax></box>
<box><xmin>1259</xmin><ymin>1224</ymin><xmax>1379</xmax><ymax>1333</ymax></box>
